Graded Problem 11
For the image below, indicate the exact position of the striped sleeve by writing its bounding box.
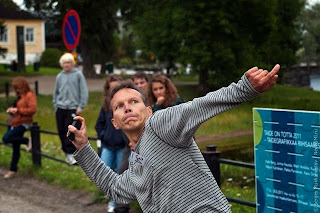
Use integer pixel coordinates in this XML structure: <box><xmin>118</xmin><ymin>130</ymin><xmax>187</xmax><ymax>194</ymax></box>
<box><xmin>149</xmin><ymin>74</ymin><xmax>260</xmax><ymax>148</ymax></box>
<box><xmin>74</xmin><ymin>143</ymin><xmax>136</xmax><ymax>203</ymax></box>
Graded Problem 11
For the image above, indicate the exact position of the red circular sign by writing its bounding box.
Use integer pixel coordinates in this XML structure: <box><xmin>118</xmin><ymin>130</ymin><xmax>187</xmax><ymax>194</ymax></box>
<box><xmin>62</xmin><ymin>10</ymin><xmax>81</xmax><ymax>50</ymax></box>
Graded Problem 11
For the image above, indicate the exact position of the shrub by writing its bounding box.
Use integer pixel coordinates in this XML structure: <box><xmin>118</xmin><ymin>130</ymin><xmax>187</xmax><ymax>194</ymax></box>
<box><xmin>118</xmin><ymin>57</ymin><xmax>133</xmax><ymax>68</ymax></box>
<box><xmin>40</xmin><ymin>48</ymin><xmax>63</xmax><ymax>68</ymax></box>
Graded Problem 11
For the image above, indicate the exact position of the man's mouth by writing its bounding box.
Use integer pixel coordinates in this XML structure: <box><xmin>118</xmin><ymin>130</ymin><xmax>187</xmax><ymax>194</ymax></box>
<box><xmin>122</xmin><ymin>113</ymin><xmax>137</xmax><ymax>122</ymax></box>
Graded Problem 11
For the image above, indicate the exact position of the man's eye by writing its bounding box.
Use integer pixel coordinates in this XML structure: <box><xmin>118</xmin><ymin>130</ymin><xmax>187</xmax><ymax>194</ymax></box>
<box><xmin>115</xmin><ymin>105</ymin><xmax>123</xmax><ymax>109</ymax></box>
<box><xmin>132</xmin><ymin>100</ymin><xmax>138</xmax><ymax>104</ymax></box>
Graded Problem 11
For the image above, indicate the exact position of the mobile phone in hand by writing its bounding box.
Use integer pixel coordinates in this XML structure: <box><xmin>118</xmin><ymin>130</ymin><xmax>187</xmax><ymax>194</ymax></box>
<box><xmin>67</xmin><ymin>120</ymin><xmax>81</xmax><ymax>141</ymax></box>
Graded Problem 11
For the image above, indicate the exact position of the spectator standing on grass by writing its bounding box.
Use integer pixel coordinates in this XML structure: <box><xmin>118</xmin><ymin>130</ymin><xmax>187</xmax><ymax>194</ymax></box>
<box><xmin>53</xmin><ymin>53</ymin><xmax>88</xmax><ymax>165</ymax></box>
<box><xmin>2</xmin><ymin>76</ymin><xmax>37</xmax><ymax>179</ymax></box>
<box><xmin>148</xmin><ymin>74</ymin><xmax>185</xmax><ymax>112</ymax></box>
<box><xmin>68</xmin><ymin>64</ymin><xmax>279</xmax><ymax>212</ymax></box>
<box><xmin>95</xmin><ymin>74</ymin><xmax>129</xmax><ymax>213</ymax></box>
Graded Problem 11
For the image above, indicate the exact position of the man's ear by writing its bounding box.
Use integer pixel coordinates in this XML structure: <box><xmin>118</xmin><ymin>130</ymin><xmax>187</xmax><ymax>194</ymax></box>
<box><xmin>111</xmin><ymin>118</ymin><xmax>119</xmax><ymax>130</ymax></box>
<box><xmin>147</xmin><ymin>106</ymin><xmax>152</xmax><ymax>115</ymax></box>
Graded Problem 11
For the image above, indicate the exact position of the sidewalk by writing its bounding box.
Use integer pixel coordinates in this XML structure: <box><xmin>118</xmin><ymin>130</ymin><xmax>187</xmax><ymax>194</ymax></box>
<box><xmin>0</xmin><ymin>75</ymin><xmax>106</xmax><ymax>96</ymax></box>
<box><xmin>1</xmin><ymin>74</ymin><xmax>197</xmax><ymax>97</ymax></box>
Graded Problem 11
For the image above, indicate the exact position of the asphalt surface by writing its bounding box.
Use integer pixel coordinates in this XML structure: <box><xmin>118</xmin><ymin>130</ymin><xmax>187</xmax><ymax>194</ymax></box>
<box><xmin>0</xmin><ymin>167</ymin><xmax>106</xmax><ymax>213</ymax></box>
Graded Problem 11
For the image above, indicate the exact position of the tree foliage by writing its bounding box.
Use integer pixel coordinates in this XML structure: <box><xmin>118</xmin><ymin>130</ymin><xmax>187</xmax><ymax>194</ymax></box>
<box><xmin>121</xmin><ymin>0</ymin><xmax>304</xmax><ymax>90</ymax></box>
<box><xmin>300</xmin><ymin>3</ymin><xmax>320</xmax><ymax>62</ymax></box>
<box><xmin>0</xmin><ymin>0</ymin><xmax>18</xmax><ymax>58</ymax></box>
<box><xmin>0</xmin><ymin>0</ymin><xmax>19</xmax><ymax>9</ymax></box>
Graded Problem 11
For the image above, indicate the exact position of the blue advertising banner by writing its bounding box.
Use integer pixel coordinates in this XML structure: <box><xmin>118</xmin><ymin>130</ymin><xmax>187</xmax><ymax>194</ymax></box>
<box><xmin>254</xmin><ymin>108</ymin><xmax>320</xmax><ymax>212</ymax></box>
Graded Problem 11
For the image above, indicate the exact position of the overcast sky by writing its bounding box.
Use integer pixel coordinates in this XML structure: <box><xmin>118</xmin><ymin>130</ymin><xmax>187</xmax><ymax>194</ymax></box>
<box><xmin>308</xmin><ymin>0</ymin><xmax>320</xmax><ymax>5</ymax></box>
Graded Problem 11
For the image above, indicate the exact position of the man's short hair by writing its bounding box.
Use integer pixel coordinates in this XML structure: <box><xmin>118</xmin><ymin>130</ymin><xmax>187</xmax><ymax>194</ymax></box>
<box><xmin>109</xmin><ymin>79</ymin><xmax>149</xmax><ymax>116</ymax></box>
<box><xmin>133</xmin><ymin>72</ymin><xmax>150</xmax><ymax>82</ymax></box>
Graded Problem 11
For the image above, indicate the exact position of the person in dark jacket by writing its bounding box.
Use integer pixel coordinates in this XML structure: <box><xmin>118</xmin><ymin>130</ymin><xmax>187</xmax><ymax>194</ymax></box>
<box><xmin>95</xmin><ymin>74</ymin><xmax>129</xmax><ymax>213</ymax></box>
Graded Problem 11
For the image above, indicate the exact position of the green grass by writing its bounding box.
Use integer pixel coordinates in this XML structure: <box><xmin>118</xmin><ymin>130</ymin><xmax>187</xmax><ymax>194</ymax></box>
<box><xmin>0</xmin><ymin>77</ymin><xmax>12</xmax><ymax>93</ymax></box>
<box><xmin>196</xmin><ymin>84</ymin><xmax>320</xmax><ymax>136</ymax></box>
<box><xmin>1</xmin><ymin>82</ymin><xmax>320</xmax><ymax>212</ymax></box>
<box><xmin>171</xmin><ymin>73</ymin><xmax>198</xmax><ymax>82</ymax></box>
<box><xmin>0</xmin><ymin>64</ymin><xmax>61</xmax><ymax>76</ymax></box>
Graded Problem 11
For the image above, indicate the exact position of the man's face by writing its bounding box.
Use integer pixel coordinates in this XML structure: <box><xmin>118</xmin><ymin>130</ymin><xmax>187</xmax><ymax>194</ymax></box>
<box><xmin>133</xmin><ymin>78</ymin><xmax>148</xmax><ymax>93</ymax></box>
<box><xmin>111</xmin><ymin>88</ymin><xmax>152</xmax><ymax>132</ymax></box>
<box><xmin>61</xmin><ymin>61</ymin><xmax>74</xmax><ymax>72</ymax></box>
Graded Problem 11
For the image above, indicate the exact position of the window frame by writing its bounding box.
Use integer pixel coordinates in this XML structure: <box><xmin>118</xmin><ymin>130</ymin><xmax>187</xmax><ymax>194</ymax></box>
<box><xmin>25</xmin><ymin>27</ymin><xmax>35</xmax><ymax>44</ymax></box>
<box><xmin>0</xmin><ymin>27</ymin><xmax>9</xmax><ymax>44</ymax></box>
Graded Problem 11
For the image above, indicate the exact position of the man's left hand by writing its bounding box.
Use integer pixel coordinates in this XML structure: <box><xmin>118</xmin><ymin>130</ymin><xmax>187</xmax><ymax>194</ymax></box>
<box><xmin>68</xmin><ymin>116</ymin><xmax>88</xmax><ymax>150</ymax></box>
<box><xmin>246</xmin><ymin>64</ymin><xmax>280</xmax><ymax>93</ymax></box>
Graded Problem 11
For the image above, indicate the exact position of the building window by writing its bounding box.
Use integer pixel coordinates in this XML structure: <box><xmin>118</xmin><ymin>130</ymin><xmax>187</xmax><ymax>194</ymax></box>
<box><xmin>0</xmin><ymin>27</ymin><xmax>8</xmax><ymax>43</ymax></box>
<box><xmin>25</xmin><ymin>27</ymin><xmax>34</xmax><ymax>43</ymax></box>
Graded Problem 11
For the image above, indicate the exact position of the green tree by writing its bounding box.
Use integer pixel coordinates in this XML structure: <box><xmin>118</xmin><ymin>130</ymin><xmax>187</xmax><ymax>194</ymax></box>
<box><xmin>300</xmin><ymin>3</ymin><xmax>320</xmax><ymax>64</ymax></box>
<box><xmin>0</xmin><ymin>0</ymin><xmax>19</xmax><ymax>9</ymax></box>
<box><xmin>24</xmin><ymin>0</ymin><xmax>118</xmax><ymax>77</ymax></box>
<box><xmin>122</xmin><ymin>0</ymin><xmax>182</xmax><ymax>75</ymax></box>
<box><xmin>263</xmin><ymin>0</ymin><xmax>305</xmax><ymax>82</ymax></box>
<box><xmin>0</xmin><ymin>1</ymin><xmax>19</xmax><ymax>58</ymax></box>
<box><xmin>121</xmin><ymin>0</ymin><xmax>304</xmax><ymax>91</ymax></box>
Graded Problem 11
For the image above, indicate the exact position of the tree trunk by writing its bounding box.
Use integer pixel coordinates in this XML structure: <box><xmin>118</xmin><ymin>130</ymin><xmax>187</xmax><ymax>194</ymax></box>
<box><xmin>198</xmin><ymin>68</ymin><xmax>210</xmax><ymax>95</ymax></box>
<box><xmin>100</xmin><ymin>61</ymin><xmax>106</xmax><ymax>75</ymax></box>
<box><xmin>80</xmin><ymin>39</ymin><xmax>95</xmax><ymax>77</ymax></box>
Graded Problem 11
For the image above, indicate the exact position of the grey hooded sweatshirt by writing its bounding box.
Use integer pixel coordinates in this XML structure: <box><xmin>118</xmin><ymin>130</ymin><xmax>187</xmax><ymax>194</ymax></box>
<box><xmin>53</xmin><ymin>68</ymin><xmax>88</xmax><ymax>111</ymax></box>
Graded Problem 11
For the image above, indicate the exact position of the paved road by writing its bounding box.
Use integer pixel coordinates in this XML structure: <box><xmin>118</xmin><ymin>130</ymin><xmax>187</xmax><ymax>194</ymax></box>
<box><xmin>0</xmin><ymin>167</ymin><xmax>106</xmax><ymax>213</ymax></box>
<box><xmin>26</xmin><ymin>75</ymin><xmax>106</xmax><ymax>95</ymax></box>
<box><xmin>2</xmin><ymin>75</ymin><xmax>197</xmax><ymax>96</ymax></box>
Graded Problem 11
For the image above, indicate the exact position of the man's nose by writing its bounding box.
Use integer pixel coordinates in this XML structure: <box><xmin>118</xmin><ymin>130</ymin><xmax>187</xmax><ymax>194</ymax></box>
<box><xmin>124</xmin><ymin>103</ymin><xmax>132</xmax><ymax>113</ymax></box>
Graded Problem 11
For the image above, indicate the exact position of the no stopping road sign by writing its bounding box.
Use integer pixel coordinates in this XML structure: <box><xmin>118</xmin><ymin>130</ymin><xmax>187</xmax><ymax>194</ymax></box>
<box><xmin>62</xmin><ymin>10</ymin><xmax>81</xmax><ymax>50</ymax></box>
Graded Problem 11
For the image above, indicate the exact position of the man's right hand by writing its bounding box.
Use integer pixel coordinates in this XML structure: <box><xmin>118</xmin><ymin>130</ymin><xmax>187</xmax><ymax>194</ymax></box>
<box><xmin>68</xmin><ymin>116</ymin><xmax>88</xmax><ymax>150</ymax></box>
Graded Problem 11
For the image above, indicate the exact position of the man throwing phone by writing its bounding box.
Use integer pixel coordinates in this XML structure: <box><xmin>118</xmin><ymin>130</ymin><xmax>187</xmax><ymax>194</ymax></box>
<box><xmin>69</xmin><ymin>65</ymin><xmax>280</xmax><ymax>212</ymax></box>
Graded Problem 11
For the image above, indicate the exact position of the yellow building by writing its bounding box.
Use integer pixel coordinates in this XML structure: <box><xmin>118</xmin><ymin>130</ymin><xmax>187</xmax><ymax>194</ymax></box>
<box><xmin>0</xmin><ymin>5</ymin><xmax>45</xmax><ymax>65</ymax></box>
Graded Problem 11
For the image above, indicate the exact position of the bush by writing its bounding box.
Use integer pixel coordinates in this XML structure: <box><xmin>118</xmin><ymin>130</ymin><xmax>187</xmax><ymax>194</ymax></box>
<box><xmin>40</xmin><ymin>48</ymin><xmax>63</xmax><ymax>68</ymax></box>
<box><xmin>118</xmin><ymin>57</ymin><xmax>133</xmax><ymax>68</ymax></box>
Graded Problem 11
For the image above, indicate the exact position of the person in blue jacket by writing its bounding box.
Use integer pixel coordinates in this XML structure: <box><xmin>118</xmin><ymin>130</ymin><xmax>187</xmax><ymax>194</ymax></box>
<box><xmin>95</xmin><ymin>74</ymin><xmax>129</xmax><ymax>213</ymax></box>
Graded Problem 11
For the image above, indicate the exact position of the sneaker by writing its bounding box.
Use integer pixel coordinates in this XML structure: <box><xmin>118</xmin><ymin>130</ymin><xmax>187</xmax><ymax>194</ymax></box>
<box><xmin>66</xmin><ymin>154</ymin><xmax>77</xmax><ymax>166</ymax></box>
<box><xmin>26</xmin><ymin>137</ymin><xmax>32</xmax><ymax>152</ymax></box>
<box><xmin>107</xmin><ymin>201</ymin><xmax>115</xmax><ymax>212</ymax></box>
<box><xmin>3</xmin><ymin>171</ymin><xmax>16</xmax><ymax>179</ymax></box>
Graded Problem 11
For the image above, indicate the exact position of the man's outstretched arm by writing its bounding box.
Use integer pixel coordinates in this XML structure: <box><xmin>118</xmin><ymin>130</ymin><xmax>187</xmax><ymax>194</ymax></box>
<box><xmin>149</xmin><ymin>64</ymin><xmax>280</xmax><ymax>148</ymax></box>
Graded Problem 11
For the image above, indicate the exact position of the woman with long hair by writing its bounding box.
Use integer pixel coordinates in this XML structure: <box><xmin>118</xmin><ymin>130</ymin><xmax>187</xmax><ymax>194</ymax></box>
<box><xmin>2</xmin><ymin>76</ymin><xmax>37</xmax><ymax>179</ymax></box>
<box><xmin>148</xmin><ymin>74</ymin><xmax>185</xmax><ymax>112</ymax></box>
